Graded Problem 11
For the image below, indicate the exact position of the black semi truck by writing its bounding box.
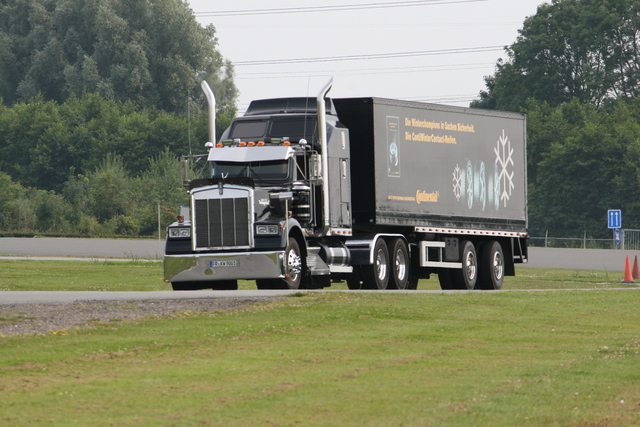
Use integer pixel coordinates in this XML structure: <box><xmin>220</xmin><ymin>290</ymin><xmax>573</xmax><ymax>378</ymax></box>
<box><xmin>164</xmin><ymin>79</ymin><xmax>528</xmax><ymax>290</ymax></box>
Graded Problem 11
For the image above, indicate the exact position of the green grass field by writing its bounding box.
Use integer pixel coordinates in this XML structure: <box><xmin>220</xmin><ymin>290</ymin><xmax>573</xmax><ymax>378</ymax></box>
<box><xmin>1</xmin><ymin>260</ymin><xmax>640</xmax><ymax>425</ymax></box>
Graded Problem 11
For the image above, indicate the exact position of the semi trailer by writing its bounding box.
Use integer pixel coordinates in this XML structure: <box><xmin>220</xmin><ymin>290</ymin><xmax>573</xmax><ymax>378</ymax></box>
<box><xmin>163</xmin><ymin>79</ymin><xmax>528</xmax><ymax>291</ymax></box>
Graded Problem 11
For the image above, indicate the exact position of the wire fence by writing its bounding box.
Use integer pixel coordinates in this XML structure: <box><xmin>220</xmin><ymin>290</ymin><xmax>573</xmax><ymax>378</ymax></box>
<box><xmin>530</xmin><ymin>229</ymin><xmax>640</xmax><ymax>250</ymax></box>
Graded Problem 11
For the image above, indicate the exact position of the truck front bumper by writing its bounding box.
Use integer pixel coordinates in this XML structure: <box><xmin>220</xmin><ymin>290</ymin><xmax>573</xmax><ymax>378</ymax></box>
<box><xmin>164</xmin><ymin>251</ymin><xmax>285</xmax><ymax>283</ymax></box>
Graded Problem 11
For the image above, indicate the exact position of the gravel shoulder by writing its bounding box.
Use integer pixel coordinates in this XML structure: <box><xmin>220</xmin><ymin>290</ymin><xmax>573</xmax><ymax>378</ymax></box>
<box><xmin>0</xmin><ymin>297</ymin><xmax>279</xmax><ymax>337</ymax></box>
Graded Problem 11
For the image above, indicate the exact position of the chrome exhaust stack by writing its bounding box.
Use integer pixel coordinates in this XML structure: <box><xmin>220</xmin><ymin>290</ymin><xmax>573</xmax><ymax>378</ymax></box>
<box><xmin>317</xmin><ymin>77</ymin><xmax>333</xmax><ymax>235</ymax></box>
<box><xmin>201</xmin><ymin>80</ymin><xmax>216</xmax><ymax>146</ymax></box>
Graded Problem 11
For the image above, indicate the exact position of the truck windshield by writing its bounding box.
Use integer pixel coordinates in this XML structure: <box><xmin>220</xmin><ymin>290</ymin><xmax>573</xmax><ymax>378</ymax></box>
<box><xmin>230</xmin><ymin>121</ymin><xmax>268</xmax><ymax>139</ymax></box>
<box><xmin>270</xmin><ymin>118</ymin><xmax>316</xmax><ymax>142</ymax></box>
<box><xmin>228</xmin><ymin>118</ymin><xmax>317</xmax><ymax>143</ymax></box>
<box><xmin>211</xmin><ymin>160</ymin><xmax>290</xmax><ymax>182</ymax></box>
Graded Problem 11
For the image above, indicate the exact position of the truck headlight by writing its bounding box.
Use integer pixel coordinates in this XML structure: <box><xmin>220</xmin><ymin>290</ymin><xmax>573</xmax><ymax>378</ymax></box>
<box><xmin>169</xmin><ymin>227</ymin><xmax>191</xmax><ymax>238</ymax></box>
<box><xmin>256</xmin><ymin>224</ymin><xmax>279</xmax><ymax>235</ymax></box>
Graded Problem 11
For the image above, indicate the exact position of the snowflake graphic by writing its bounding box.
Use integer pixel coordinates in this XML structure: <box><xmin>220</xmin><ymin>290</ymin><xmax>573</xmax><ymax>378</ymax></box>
<box><xmin>452</xmin><ymin>164</ymin><xmax>463</xmax><ymax>201</ymax></box>
<box><xmin>476</xmin><ymin>161</ymin><xmax>486</xmax><ymax>212</ymax></box>
<box><xmin>494</xmin><ymin>130</ymin><xmax>515</xmax><ymax>207</ymax></box>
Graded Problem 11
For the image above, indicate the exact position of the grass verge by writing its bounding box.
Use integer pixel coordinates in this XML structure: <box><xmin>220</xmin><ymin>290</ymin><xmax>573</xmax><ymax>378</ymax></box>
<box><xmin>0</xmin><ymin>259</ymin><xmax>636</xmax><ymax>291</ymax></box>
<box><xmin>1</xmin><ymin>291</ymin><xmax>640</xmax><ymax>425</ymax></box>
<box><xmin>0</xmin><ymin>259</ymin><xmax>166</xmax><ymax>291</ymax></box>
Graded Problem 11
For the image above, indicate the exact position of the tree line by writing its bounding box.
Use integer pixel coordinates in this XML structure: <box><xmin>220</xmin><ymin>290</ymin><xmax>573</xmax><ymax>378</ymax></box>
<box><xmin>0</xmin><ymin>0</ymin><xmax>236</xmax><ymax>237</ymax></box>
<box><xmin>0</xmin><ymin>0</ymin><xmax>237</xmax><ymax>115</ymax></box>
<box><xmin>0</xmin><ymin>93</ymin><xmax>217</xmax><ymax>237</ymax></box>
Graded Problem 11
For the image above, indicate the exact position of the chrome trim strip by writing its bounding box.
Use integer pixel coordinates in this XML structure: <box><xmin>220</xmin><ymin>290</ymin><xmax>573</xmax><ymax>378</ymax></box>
<box><xmin>415</xmin><ymin>226</ymin><xmax>528</xmax><ymax>238</ymax></box>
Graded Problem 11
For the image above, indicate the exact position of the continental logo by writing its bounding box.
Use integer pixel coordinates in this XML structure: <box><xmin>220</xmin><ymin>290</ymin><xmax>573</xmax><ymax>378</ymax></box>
<box><xmin>387</xmin><ymin>190</ymin><xmax>440</xmax><ymax>204</ymax></box>
<box><xmin>416</xmin><ymin>190</ymin><xmax>440</xmax><ymax>204</ymax></box>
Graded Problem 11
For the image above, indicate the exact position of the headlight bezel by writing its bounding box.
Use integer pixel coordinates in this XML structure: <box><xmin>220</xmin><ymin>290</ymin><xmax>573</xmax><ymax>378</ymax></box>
<box><xmin>255</xmin><ymin>224</ymin><xmax>280</xmax><ymax>236</ymax></box>
<box><xmin>168</xmin><ymin>227</ymin><xmax>191</xmax><ymax>239</ymax></box>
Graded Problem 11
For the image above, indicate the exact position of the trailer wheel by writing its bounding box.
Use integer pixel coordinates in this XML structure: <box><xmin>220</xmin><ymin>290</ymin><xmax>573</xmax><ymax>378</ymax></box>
<box><xmin>480</xmin><ymin>240</ymin><xmax>504</xmax><ymax>290</ymax></box>
<box><xmin>362</xmin><ymin>238</ymin><xmax>389</xmax><ymax>290</ymax></box>
<box><xmin>452</xmin><ymin>240</ymin><xmax>477</xmax><ymax>290</ymax></box>
<box><xmin>389</xmin><ymin>238</ymin><xmax>410</xmax><ymax>290</ymax></box>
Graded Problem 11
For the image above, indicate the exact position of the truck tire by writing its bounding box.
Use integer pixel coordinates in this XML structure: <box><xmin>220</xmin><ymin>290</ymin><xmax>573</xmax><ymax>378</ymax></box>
<box><xmin>362</xmin><ymin>238</ymin><xmax>390</xmax><ymax>290</ymax></box>
<box><xmin>256</xmin><ymin>279</ymin><xmax>276</xmax><ymax>290</ymax></box>
<box><xmin>479</xmin><ymin>240</ymin><xmax>504</xmax><ymax>290</ymax></box>
<box><xmin>270</xmin><ymin>238</ymin><xmax>303</xmax><ymax>289</ymax></box>
<box><xmin>452</xmin><ymin>240</ymin><xmax>477</xmax><ymax>290</ymax></box>
<box><xmin>388</xmin><ymin>238</ymin><xmax>410</xmax><ymax>290</ymax></box>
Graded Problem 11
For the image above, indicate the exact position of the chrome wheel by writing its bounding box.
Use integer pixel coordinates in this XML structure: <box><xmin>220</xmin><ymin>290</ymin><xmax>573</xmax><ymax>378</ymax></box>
<box><xmin>464</xmin><ymin>249</ymin><xmax>477</xmax><ymax>282</ymax></box>
<box><xmin>389</xmin><ymin>239</ymin><xmax>410</xmax><ymax>290</ymax></box>
<box><xmin>362</xmin><ymin>239</ymin><xmax>390</xmax><ymax>289</ymax></box>
<box><xmin>286</xmin><ymin>240</ymin><xmax>302</xmax><ymax>286</ymax></box>
<box><xmin>375</xmin><ymin>247</ymin><xmax>388</xmax><ymax>283</ymax></box>
<box><xmin>453</xmin><ymin>240</ymin><xmax>477</xmax><ymax>290</ymax></box>
<box><xmin>480</xmin><ymin>240</ymin><xmax>504</xmax><ymax>290</ymax></box>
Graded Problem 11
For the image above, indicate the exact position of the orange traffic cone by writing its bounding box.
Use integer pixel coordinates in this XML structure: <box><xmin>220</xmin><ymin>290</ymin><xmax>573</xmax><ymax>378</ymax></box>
<box><xmin>622</xmin><ymin>256</ymin><xmax>635</xmax><ymax>283</ymax></box>
<box><xmin>633</xmin><ymin>256</ymin><xmax>640</xmax><ymax>280</ymax></box>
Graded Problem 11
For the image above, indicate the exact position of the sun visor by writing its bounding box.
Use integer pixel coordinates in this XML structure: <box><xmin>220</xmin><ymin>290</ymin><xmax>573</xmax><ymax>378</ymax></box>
<box><xmin>207</xmin><ymin>146</ymin><xmax>294</xmax><ymax>162</ymax></box>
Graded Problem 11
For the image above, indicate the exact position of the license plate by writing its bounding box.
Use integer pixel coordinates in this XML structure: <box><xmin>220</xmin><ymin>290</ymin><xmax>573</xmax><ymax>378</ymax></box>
<box><xmin>209</xmin><ymin>260</ymin><xmax>237</xmax><ymax>268</ymax></box>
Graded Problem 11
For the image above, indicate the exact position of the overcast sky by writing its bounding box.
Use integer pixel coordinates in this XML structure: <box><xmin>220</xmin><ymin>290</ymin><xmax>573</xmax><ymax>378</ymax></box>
<box><xmin>189</xmin><ymin>0</ymin><xmax>548</xmax><ymax>112</ymax></box>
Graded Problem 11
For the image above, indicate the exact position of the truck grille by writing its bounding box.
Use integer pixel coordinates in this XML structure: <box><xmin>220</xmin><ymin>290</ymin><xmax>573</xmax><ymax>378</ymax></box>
<box><xmin>194</xmin><ymin>198</ymin><xmax>250</xmax><ymax>249</ymax></box>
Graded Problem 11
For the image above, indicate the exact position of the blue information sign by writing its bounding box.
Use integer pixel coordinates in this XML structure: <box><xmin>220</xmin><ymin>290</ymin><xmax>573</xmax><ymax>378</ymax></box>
<box><xmin>608</xmin><ymin>209</ymin><xmax>622</xmax><ymax>229</ymax></box>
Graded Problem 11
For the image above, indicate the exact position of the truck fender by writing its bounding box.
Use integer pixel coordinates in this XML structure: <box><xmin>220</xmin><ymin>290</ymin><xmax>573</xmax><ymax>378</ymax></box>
<box><xmin>282</xmin><ymin>218</ymin><xmax>307</xmax><ymax>258</ymax></box>
<box><xmin>345</xmin><ymin>233</ymin><xmax>407</xmax><ymax>266</ymax></box>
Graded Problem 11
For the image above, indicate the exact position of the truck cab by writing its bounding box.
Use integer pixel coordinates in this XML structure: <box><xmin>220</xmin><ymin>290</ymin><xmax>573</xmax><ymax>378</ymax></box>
<box><xmin>165</xmin><ymin>88</ymin><xmax>353</xmax><ymax>290</ymax></box>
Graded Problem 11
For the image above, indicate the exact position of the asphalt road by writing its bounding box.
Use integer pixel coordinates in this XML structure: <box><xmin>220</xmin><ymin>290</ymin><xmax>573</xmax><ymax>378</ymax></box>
<box><xmin>0</xmin><ymin>237</ymin><xmax>164</xmax><ymax>260</ymax></box>
<box><xmin>1</xmin><ymin>237</ymin><xmax>639</xmax><ymax>271</ymax></box>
